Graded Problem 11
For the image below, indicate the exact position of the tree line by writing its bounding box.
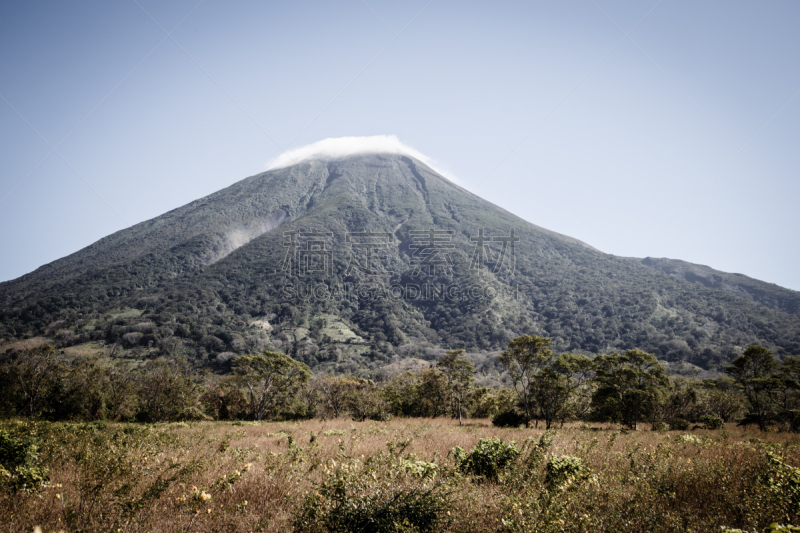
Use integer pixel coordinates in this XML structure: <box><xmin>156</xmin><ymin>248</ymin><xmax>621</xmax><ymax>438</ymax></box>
<box><xmin>1</xmin><ymin>336</ymin><xmax>797</xmax><ymax>431</ymax></box>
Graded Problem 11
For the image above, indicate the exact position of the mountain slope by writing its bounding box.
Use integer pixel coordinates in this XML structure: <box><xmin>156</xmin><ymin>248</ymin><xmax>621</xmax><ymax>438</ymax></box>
<box><xmin>1</xmin><ymin>153</ymin><xmax>798</xmax><ymax>375</ymax></box>
<box><xmin>637</xmin><ymin>257</ymin><xmax>800</xmax><ymax>318</ymax></box>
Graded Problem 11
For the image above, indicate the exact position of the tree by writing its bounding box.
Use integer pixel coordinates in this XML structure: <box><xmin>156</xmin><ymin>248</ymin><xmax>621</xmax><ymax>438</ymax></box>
<box><xmin>136</xmin><ymin>358</ymin><xmax>200</xmax><ymax>422</ymax></box>
<box><xmin>9</xmin><ymin>345</ymin><xmax>61</xmax><ymax>419</ymax></box>
<box><xmin>466</xmin><ymin>386</ymin><xmax>517</xmax><ymax>419</ymax></box>
<box><xmin>107</xmin><ymin>362</ymin><xmax>138</xmax><ymax>421</ymax></box>
<box><xmin>724</xmin><ymin>345</ymin><xmax>779</xmax><ymax>431</ymax></box>
<box><xmin>652</xmin><ymin>376</ymin><xmax>700</xmax><ymax>428</ymax></box>
<box><xmin>232</xmin><ymin>350</ymin><xmax>311</xmax><ymax>421</ymax></box>
<box><xmin>699</xmin><ymin>377</ymin><xmax>743</xmax><ymax>422</ymax></box>
<box><xmin>315</xmin><ymin>376</ymin><xmax>358</xmax><ymax>419</ymax></box>
<box><xmin>591</xmin><ymin>349</ymin><xmax>668</xmax><ymax>430</ymax></box>
<box><xmin>766</xmin><ymin>356</ymin><xmax>800</xmax><ymax>432</ymax></box>
<box><xmin>498</xmin><ymin>335</ymin><xmax>554</xmax><ymax>427</ymax></box>
<box><xmin>437</xmin><ymin>350</ymin><xmax>475</xmax><ymax>425</ymax></box>
<box><xmin>416</xmin><ymin>369</ymin><xmax>451</xmax><ymax>418</ymax></box>
<box><xmin>60</xmin><ymin>356</ymin><xmax>112</xmax><ymax>421</ymax></box>
<box><xmin>532</xmin><ymin>353</ymin><xmax>593</xmax><ymax>429</ymax></box>
<box><xmin>344</xmin><ymin>378</ymin><xmax>386</xmax><ymax>421</ymax></box>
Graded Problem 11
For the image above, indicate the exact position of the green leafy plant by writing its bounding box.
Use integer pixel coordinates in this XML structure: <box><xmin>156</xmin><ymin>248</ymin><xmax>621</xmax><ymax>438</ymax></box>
<box><xmin>761</xmin><ymin>452</ymin><xmax>800</xmax><ymax>516</ymax></box>
<box><xmin>669</xmin><ymin>417</ymin><xmax>690</xmax><ymax>431</ymax></box>
<box><xmin>293</xmin><ymin>451</ymin><xmax>452</xmax><ymax>532</ymax></box>
<box><xmin>700</xmin><ymin>413</ymin><xmax>725</xmax><ymax>430</ymax></box>
<box><xmin>722</xmin><ymin>525</ymin><xmax>800</xmax><ymax>533</ymax></box>
<box><xmin>492</xmin><ymin>409</ymin><xmax>526</xmax><ymax>428</ymax></box>
<box><xmin>544</xmin><ymin>454</ymin><xmax>589</xmax><ymax>490</ymax></box>
<box><xmin>457</xmin><ymin>437</ymin><xmax>520</xmax><ymax>482</ymax></box>
<box><xmin>0</xmin><ymin>429</ymin><xmax>49</xmax><ymax>493</ymax></box>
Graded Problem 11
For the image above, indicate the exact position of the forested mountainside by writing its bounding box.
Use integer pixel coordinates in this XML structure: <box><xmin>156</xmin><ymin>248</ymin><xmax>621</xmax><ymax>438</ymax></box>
<box><xmin>637</xmin><ymin>256</ymin><xmax>800</xmax><ymax>318</ymax></box>
<box><xmin>1</xmin><ymin>154</ymin><xmax>798</xmax><ymax>375</ymax></box>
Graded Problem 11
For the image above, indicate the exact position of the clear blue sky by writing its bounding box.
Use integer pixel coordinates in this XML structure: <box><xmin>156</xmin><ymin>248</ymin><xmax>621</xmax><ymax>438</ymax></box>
<box><xmin>1</xmin><ymin>1</ymin><xmax>798</xmax><ymax>290</ymax></box>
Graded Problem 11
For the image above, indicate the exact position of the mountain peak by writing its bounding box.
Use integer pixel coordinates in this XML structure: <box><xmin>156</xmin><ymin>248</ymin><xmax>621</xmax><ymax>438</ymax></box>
<box><xmin>266</xmin><ymin>135</ymin><xmax>455</xmax><ymax>181</ymax></box>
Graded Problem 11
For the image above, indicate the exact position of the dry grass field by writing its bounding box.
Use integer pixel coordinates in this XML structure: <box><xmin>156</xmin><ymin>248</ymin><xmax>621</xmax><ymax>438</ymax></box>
<box><xmin>2</xmin><ymin>418</ymin><xmax>799</xmax><ymax>533</ymax></box>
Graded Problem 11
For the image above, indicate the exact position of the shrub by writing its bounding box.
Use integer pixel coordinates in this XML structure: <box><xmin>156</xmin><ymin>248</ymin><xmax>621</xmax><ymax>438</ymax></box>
<box><xmin>293</xmin><ymin>453</ymin><xmax>451</xmax><ymax>533</ymax></box>
<box><xmin>457</xmin><ymin>437</ymin><xmax>520</xmax><ymax>481</ymax></box>
<box><xmin>669</xmin><ymin>418</ymin><xmax>690</xmax><ymax>431</ymax></box>
<box><xmin>723</xmin><ymin>525</ymin><xmax>800</xmax><ymax>532</ymax></box>
<box><xmin>49</xmin><ymin>424</ymin><xmax>197</xmax><ymax>531</ymax></box>
<box><xmin>761</xmin><ymin>452</ymin><xmax>800</xmax><ymax>516</ymax></box>
<box><xmin>699</xmin><ymin>413</ymin><xmax>725</xmax><ymax>430</ymax></box>
<box><xmin>0</xmin><ymin>429</ymin><xmax>49</xmax><ymax>493</ymax></box>
<box><xmin>492</xmin><ymin>409</ymin><xmax>526</xmax><ymax>428</ymax></box>
<box><xmin>675</xmin><ymin>434</ymin><xmax>702</xmax><ymax>444</ymax></box>
<box><xmin>544</xmin><ymin>454</ymin><xmax>588</xmax><ymax>490</ymax></box>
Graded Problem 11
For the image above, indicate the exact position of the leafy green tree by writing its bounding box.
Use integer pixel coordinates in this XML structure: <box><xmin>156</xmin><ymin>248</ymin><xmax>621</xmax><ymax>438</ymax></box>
<box><xmin>136</xmin><ymin>358</ymin><xmax>201</xmax><ymax>422</ymax></box>
<box><xmin>591</xmin><ymin>349</ymin><xmax>668</xmax><ymax>430</ymax></box>
<box><xmin>7</xmin><ymin>345</ymin><xmax>61</xmax><ymax>419</ymax></box>
<box><xmin>416</xmin><ymin>369</ymin><xmax>451</xmax><ymax>418</ymax></box>
<box><xmin>200</xmin><ymin>379</ymin><xmax>249</xmax><ymax>420</ymax></box>
<box><xmin>380</xmin><ymin>371</ymin><xmax>420</xmax><ymax>417</ymax></box>
<box><xmin>499</xmin><ymin>335</ymin><xmax>553</xmax><ymax>427</ymax></box>
<box><xmin>344</xmin><ymin>378</ymin><xmax>386</xmax><ymax>421</ymax></box>
<box><xmin>724</xmin><ymin>345</ymin><xmax>779</xmax><ymax>431</ymax></box>
<box><xmin>652</xmin><ymin>376</ymin><xmax>700</xmax><ymax>429</ymax></box>
<box><xmin>316</xmin><ymin>376</ymin><xmax>360</xmax><ymax>419</ymax></box>
<box><xmin>466</xmin><ymin>386</ymin><xmax>517</xmax><ymax>420</ymax></box>
<box><xmin>699</xmin><ymin>377</ymin><xmax>743</xmax><ymax>422</ymax></box>
<box><xmin>437</xmin><ymin>349</ymin><xmax>475</xmax><ymax>425</ymax></box>
<box><xmin>59</xmin><ymin>357</ymin><xmax>112</xmax><ymax>421</ymax></box>
<box><xmin>767</xmin><ymin>356</ymin><xmax>800</xmax><ymax>432</ymax></box>
<box><xmin>107</xmin><ymin>363</ymin><xmax>139</xmax><ymax>421</ymax></box>
<box><xmin>232</xmin><ymin>350</ymin><xmax>311</xmax><ymax>421</ymax></box>
<box><xmin>532</xmin><ymin>353</ymin><xmax>593</xmax><ymax>429</ymax></box>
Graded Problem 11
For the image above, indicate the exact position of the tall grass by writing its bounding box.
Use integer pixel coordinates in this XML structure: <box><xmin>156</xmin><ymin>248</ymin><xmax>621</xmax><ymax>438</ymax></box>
<box><xmin>1</xmin><ymin>418</ymin><xmax>798</xmax><ymax>532</ymax></box>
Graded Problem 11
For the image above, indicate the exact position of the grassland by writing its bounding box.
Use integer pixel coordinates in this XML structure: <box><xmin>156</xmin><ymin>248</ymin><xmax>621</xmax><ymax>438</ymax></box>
<box><xmin>2</xmin><ymin>418</ymin><xmax>798</xmax><ymax>533</ymax></box>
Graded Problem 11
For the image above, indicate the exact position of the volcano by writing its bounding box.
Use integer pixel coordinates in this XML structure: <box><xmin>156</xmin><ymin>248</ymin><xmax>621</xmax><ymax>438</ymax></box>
<box><xmin>1</xmin><ymin>142</ymin><xmax>798</xmax><ymax>374</ymax></box>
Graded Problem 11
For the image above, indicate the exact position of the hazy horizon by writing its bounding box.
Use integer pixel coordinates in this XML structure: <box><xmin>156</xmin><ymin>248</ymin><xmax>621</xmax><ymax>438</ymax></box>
<box><xmin>1</xmin><ymin>1</ymin><xmax>798</xmax><ymax>290</ymax></box>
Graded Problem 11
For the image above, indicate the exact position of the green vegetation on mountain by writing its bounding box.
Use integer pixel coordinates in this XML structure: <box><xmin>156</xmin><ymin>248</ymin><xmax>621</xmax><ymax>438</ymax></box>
<box><xmin>1</xmin><ymin>154</ymin><xmax>798</xmax><ymax>376</ymax></box>
<box><xmin>638</xmin><ymin>256</ymin><xmax>800</xmax><ymax>318</ymax></box>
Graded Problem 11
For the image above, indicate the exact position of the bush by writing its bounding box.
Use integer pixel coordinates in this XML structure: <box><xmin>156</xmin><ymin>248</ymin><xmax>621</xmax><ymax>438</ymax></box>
<box><xmin>0</xmin><ymin>429</ymin><xmax>49</xmax><ymax>493</ymax></box>
<box><xmin>45</xmin><ymin>423</ymin><xmax>197</xmax><ymax>531</ymax></box>
<box><xmin>545</xmin><ymin>454</ymin><xmax>588</xmax><ymax>490</ymax></box>
<box><xmin>369</xmin><ymin>411</ymin><xmax>394</xmax><ymax>422</ymax></box>
<box><xmin>699</xmin><ymin>413</ymin><xmax>725</xmax><ymax>430</ymax></box>
<box><xmin>723</xmin><ymin>525</ymin><xmax>800</xmax><ymax>532</ymax></box>
<box><xmin>456</xmin><ymin>437</ymin><xmax>520</xmax><ymax>481</ymax></box>
<box><xmin>492</xmin><ymin>409</ymin><xmax>526</xmax><ymax>428</ymax></box>
<box><xmin>293</xmin><ymin>452</ymin><xmax>451</xmax><ymax>533</ymax></box>
<box><xmin>761</xmin><ymin>452</ymin><xmax>800</xmax><ymax>516</ymax></box>
<box><xmin>669</xmin><ymin>418</ymin><xmax>690</xmax><ymax>431</ymax></box>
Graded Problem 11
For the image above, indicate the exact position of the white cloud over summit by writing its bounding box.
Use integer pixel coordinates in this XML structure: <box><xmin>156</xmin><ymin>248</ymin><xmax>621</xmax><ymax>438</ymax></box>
<box><xmin>266</xmin><ymin>135</ymin><xmax>456</xmax><ymax>182</ymax></box>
